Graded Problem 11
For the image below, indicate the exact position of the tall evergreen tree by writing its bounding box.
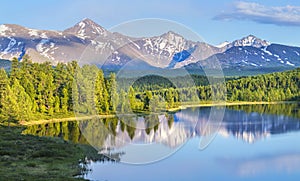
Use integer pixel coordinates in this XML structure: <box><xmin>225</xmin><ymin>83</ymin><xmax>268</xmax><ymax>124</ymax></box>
<box><xmin>10</xmin><ymin>57</ymin><xmax>20</xmax><ymax>82</ymax></box>
<box><xmin>128</xmin><ymin>86</ymin><xmax>136</xmax><ymax>110</ymax></box>
<box><xmin>94</xmin><ymin>70</ymin><xmax>109</xmax><ymax>114</ymax></box>
<box><xmin>0</xmin><ymin>69</ymin><xmax>18</xmax><ymax>124</ymax></box>
<box><xmin>108</xmin><ymin>73</ymin><xmax>118</xmax><ymax>113</ymax></box>
<box><xmin>11</xmin><ymin>79</ymin><xmax>33</xmax><ymax>120</ymax></box>
<box><xmin>61</xmin><ymin>87</ymin><xmax>69</xmax><ymax>113</ymax></box>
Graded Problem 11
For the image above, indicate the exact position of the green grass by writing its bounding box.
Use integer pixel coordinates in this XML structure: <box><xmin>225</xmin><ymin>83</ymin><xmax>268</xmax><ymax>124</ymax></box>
<box><xmin>0</xmin><ymin>125</ymin><xmax>105</xmax><ymax>180</ymax></box>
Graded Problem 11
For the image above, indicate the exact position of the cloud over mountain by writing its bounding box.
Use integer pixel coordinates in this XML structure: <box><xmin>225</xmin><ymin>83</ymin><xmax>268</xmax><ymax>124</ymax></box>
<box><xmin>214</xmin><ymin>1</ymin><xmax>300</xmax><ymax>26</ymax></box>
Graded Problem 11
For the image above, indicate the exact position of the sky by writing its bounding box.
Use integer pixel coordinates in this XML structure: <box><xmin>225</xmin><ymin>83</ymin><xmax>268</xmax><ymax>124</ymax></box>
<box><xmin>1</xmin><ymin>0</ymin><xmax>300</xmax><ymax>46</ymax></box>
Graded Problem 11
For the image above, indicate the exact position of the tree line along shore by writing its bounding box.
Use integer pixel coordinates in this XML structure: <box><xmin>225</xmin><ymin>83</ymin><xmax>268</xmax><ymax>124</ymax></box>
<box><xmin>0</xmin><ymin>56</ymin><xmax>299</xmax><ymax>125</ymax></box>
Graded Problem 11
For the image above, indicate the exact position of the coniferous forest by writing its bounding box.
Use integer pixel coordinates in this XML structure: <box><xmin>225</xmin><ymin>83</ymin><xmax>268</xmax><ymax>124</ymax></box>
<box><xmin>0</xmin><ymin>56</ymin><xmax>299</xmax><ymax>124</ymax></box>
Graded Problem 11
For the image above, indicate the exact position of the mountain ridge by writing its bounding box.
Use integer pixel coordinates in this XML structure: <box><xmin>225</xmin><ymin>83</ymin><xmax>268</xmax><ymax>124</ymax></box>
<box><xmin>0</xmin><ymin>18</ymin><xmax>299</xmax><ymax>73</ymax></box>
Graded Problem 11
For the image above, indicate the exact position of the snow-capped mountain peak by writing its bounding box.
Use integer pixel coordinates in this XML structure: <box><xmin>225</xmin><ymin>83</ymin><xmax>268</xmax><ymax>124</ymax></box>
<box><xmin>64</xmin><ymin>18</ymin><xmax>108</xmax><ymax>39</ymax></box>
<box><xmin>232</xmin><ymin>35</ymin><xmax>270</xmax><ymax>48</ymax></box>
<box><xmin>0</xmin><ymin>19</ymin><xmax>299</xmax><ymax>71</ymax></box>
<box><xmin>162</xmin><ymin>31</ymin><xmax>183</xmax><ymax>38</ymax></box>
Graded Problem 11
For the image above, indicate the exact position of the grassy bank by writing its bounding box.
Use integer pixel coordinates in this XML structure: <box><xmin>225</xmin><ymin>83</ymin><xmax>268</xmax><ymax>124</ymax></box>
<box><xmin>20</xmin><ymin>114</ymin><xmax>116</xmax><ymax>126</ymax></box>
<box><xmin>0</xmin><ymin>126</ymin><xmax>106</xmax><ymax>180</ymax></box>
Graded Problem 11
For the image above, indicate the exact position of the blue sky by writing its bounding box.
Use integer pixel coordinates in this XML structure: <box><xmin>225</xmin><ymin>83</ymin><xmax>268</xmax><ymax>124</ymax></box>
<box><xmin>1</xmin><ymin>0</ymin><xmax>300</xmax><ymax>46</ymax></box>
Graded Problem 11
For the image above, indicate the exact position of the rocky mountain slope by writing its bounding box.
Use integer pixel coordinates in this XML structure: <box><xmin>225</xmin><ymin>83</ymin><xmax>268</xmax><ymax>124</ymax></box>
<box><xmin>186</xmin><ymin>35</ymin><xmax>300</xmax><ymax>71</ymax></box>
<box><xmin>0</xmin><ymin>19</ymin><xmax>299</xmax><ymax>71</ymax></box>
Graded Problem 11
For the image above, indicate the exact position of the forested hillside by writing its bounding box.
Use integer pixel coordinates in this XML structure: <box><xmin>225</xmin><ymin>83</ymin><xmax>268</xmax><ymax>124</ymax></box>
<box><xmin>0</xmin><ymin>56</ymin><xmax>299</xmax><ymax>123</ymax></box>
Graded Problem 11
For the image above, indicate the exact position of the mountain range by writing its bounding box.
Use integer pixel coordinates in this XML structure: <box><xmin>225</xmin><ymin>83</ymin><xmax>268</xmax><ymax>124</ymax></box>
<box><xmin>1</xmin><ymin>18</ymin><xmax>299</xmax><ymax>75</ymax></box>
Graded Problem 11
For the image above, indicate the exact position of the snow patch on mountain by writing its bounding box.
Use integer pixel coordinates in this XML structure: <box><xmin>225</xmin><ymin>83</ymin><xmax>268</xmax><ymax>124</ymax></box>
<box><xmin>0</xmin><ymin>25</ymin><xmax>10</xmax><ymax>36</ymax></box>
<box><xmin>3</xmin><ymin>37</ymin><xmax>16</xmax><ymax>54</ymax></box>
<box><xmin>216</xmin><ymin>41</ymin><xmax>230</xmax><ymax>48</ymax></box>
<box><xmin>28</xmin><ymin>29</ymin><xmax>39</xmax><ymax>37</ymax></box>
<box><xmin>79</xmin><ymin>21</ymin><xmax>85</xmax><ymax>29</ymax></box>
<box><xmin>286</xmin><ymin>61</ymin><xmax>295</xmax><ymax>66</ymax></box>
<box><xmin>262</xmin><ymin>47</ymin><xmax>273</xmax><ymax>56</ymax></box>
<box><xmin>77</xmin><ymin>21</ymin><xmax>87</xmax><ymax>39</ymax></box>
<box><xmin>50</xmin><ymin>42</ymin><xmax>55</xmax><ymax>48</ymax></box>
<box><xmin>36</xmin><ymin>39</ymin><xmax>49</xmax><ymax>52</ymax></box>
<box><xmin>131</xmin><ymin>41</ymin><xmax>141</xmax><ymax>50</ymax></box>
<box><xmin>274</xmin><ymin>54</ymin><xmax>280</xmax><ymax>58</ymax></box>
<box><xmin>249</xmin><ymin>62</ymin><xmax>258</xmax><ymax>67</ymax></box>
<box><xmin>40</xmin><ymin>32</ymin><xmax>48</xmax><ymax>39</ymax></box>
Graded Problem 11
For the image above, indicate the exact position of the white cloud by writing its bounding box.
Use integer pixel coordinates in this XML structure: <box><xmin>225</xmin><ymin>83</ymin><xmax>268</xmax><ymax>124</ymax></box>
<box><xmin>214</xmin><ymin>1</ymin><xmax>300</xmax><ymax>26</ymax></box>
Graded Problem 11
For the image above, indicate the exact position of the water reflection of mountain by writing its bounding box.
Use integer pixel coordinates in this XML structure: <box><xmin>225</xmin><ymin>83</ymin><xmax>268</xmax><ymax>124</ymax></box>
<box><xmin>220</xmin><ymin>109</ymin><xmax>300</xmax><ymax>143</ymax></box>
<box><xmin>23</xmin><ymin>104</ymin><xmax>300</xmax><ymax>148</ymax></box>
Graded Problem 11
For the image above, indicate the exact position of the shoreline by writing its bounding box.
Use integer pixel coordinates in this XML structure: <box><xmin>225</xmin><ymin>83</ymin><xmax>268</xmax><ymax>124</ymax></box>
<box><xmin>167</xmin><ymin>101</ymin><xmax>296</xmax><ymax>112</ymax></box>
<box><xmin>20</xmin><ymin>101</ymin><xmax>297</xmax><ymax>126</ymax></box>
<box><xmin>20</xmin><ymin>114</ymin><xmax>116</xmax><ymax>126</ymax></box>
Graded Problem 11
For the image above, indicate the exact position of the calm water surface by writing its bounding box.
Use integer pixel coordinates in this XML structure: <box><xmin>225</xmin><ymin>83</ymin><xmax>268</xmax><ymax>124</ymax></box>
<box><xmin>24</xmin><ymin>103</ymin><xmax>300</xmax><ymax>181</ymax></box>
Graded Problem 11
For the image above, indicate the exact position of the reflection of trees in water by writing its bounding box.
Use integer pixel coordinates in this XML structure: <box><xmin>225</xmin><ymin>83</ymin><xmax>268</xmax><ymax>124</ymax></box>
<box><xmin>228</xmin><ymin>103</ymin><xmax>300</xmax><ymax>118</ymax></box>
<box><xmin>144</xmin><ymin>114</ymin><xmax>159</xmax><ymax>135</ymax></box>
<box><xmin>22</xmin><ymin>115</ymin><xmax>174</xmax><ymax>145</ymax></box>
<box><xmin>23</xmin><ymin>121</ymin><xmax>86</xmax><ymax>144</ymax></box>
<box><xmin>119</xmin><ymin>116</ymin><xmax>137</xmax><ymax>140</ymax></box>
<box><xmin>23</xmin><ymin>104</ymin><xmax>300</xmax><ymax>147</ymax></box>
<box><xmin>126</xmin><ymin>117</ymin><xmax>136</xmax><ymax>140</ymax></box>
<box><xmin>167</xmin><ymin>114</ymin><xmax>174</xmax><ymax>129</ymax></box>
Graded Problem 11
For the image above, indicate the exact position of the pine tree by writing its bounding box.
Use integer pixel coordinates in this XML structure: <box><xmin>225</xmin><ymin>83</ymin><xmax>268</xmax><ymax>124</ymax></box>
<box><xmin>54</xmin><ymin>96</ymin><xmax>60</xmax><ymax>113</ymax></box>
<box><xmin>61</xmin><ymin>87</ymin><xmax>69</xmax><ymax>113</ymax></box>
<box><xmin>11</xmin><ymin>79</ymin><xmax>33</xmax><ymax>120</ymax></box>
<box><xmin>149</xmin><ymin>94</ymin><xmax>159</xmax><ymax>112</ymax></box>
<box><xmin>71</xmin><ymin>81</ymin><xmax>79</xmax><ymax>113</ymax></box>
<box><xmin>166</xmin><ymin>88</ymin><xmax>174</xmax><ymax>108</ymax></box>
<box><xmin>119</xmin><ymin>89</ymin><xmax>128</xmax><ymax>113</ymax></box>
<box><xmin>128</xmin><ymin>86</ymin><xmax>136</xmax><ymax>110</ymax></box>
<box><xmin>0</xmin><ymin>69</ymin><xmax>18</xmax><ymax>124</ymax></box>
<box><xmin>102</xmin><ymin>87</ymin><xmax>110</xmax><ymax>114</ymax></box>
<box><xmin>94</xmin><ymin>70</ymin><xmax>107</xmax><ymax>114</ymax></box>
<box><xmin>108</xmin><ymin>73</ymin><xmax>118</xmax><ymax>113</ymax></box>
<box><xmin>10</xmin><ymin>57</ymin><xmax>20</xmax><ymax>82</ymax></box>
<box><xmin>144</xmin><ymin>91</ymin><xmax>152</xmax><ymax>110</ymax></box>
<box><xmin>286</xmin><ymin>88</ymin><xmax>292</xmax><ymax>100</ymax></box>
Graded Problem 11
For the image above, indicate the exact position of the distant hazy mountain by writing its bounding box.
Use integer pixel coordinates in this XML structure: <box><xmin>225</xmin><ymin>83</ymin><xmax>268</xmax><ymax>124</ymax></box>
<box><xmin>0</xmin><ymin>19</ymin><xmax>299</xmax><ymax>73</ymax></box>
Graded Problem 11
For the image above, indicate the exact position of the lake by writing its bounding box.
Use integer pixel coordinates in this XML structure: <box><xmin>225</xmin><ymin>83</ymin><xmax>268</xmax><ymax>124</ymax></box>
<box><xmin>23</xmin><ymin>103</ymin><xmax>300</xmax><ymax>181</ymax></box>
